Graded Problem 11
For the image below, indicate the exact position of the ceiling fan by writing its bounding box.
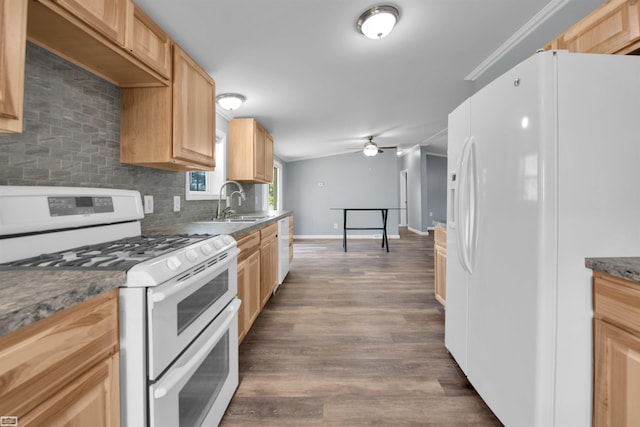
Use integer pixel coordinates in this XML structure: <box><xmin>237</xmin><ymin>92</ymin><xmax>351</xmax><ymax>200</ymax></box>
<box><xmin>361</xmin><ymin>136</ymin><xmax>395</xmax><ymax>157</ymax></box>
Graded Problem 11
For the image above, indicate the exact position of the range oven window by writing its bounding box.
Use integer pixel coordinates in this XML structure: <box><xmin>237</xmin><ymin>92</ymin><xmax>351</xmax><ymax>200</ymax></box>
<box><xmin>178</xmin><ymin>331</ymin><xmax>230</xmax><ymax>427</ymax></box>
<box><xmin>177</xmin><ymin>271</ymin><xmax>229</xmax><ymax>334</ymax></box>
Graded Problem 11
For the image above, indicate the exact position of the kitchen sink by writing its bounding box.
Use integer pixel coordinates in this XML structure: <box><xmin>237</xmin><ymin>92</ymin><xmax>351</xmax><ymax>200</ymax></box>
<box><xmin>206</xmin><ymin>215</ymin><xmax>270</xmax><ymax>224</ymax></box>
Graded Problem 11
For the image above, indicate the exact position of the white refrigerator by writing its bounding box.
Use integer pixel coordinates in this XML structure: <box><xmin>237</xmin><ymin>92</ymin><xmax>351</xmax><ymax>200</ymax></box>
<box><xmin>445</xmin><ymin>50</ymin><xmax>640</xmax><ymax>427</ymax></box>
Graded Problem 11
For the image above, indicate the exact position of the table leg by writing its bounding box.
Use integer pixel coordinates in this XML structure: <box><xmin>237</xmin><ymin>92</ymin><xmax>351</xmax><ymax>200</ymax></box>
<box><xmin>382</xmin><ymin>209</ymin><xmax>389</xmax><ymax>252</ymax></box>
<box><xmin>343</xmin><ymin>209</ymin><xmax>347</xmax><ymax>252</ymax></box>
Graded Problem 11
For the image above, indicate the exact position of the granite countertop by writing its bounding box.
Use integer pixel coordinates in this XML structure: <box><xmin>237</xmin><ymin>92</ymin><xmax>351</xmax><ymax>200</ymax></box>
<box><xmin>586</xmin><ymin>257</ymin><xmax>640</xmax><ymax>283</ymax></box>
<box><xmin>434</xmin><ymin>221</ymin><xmax>447</xmax><ymax>228</ymax></box>
<box><xmin>145</xmin><ymin>210</ymin><xmax>292</xmax><ymax>237</ymax></box>
<box><xmin>0</xmin><ymin>210</ymin><xmax>293</xmax><ymax>337</ymax></box>
<box><xmin>0</xmin><ymin>270</ymin><xmax>126</xmax><ymax>337</ymax></box>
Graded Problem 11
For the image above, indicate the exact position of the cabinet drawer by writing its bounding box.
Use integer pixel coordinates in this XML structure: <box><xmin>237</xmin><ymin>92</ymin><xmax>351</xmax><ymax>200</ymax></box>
<box><xmin>594</xmin><ymin>272</ymin><xmax>640</xmax><ymax>335</ymax></box>
<box><xmin>260</xmin><ymin>222</ymin><xmax>278</xmax><ymax>244</ymax></box>
<box><xmin>0</xmin><ymin>289</ymin><xmax>119</xmax><ymax>418</ymax></box>
<box><xmin>237</xmin><ymin>230</ymin><xmax>260</xmax><ymax>263</ymax></box>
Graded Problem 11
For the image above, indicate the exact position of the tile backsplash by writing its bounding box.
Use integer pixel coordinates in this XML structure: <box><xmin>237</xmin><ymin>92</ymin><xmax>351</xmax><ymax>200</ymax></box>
<box><xmin>0</xmin><ymin>43</ymin><xmax>254</xmax><ymax>232</ymax></box>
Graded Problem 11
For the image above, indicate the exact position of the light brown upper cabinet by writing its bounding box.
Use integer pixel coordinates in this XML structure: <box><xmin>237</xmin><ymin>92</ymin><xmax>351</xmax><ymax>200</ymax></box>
<box><xmin>51</xmin><ymin>0</ymin><xmax>128</xmax><ymax>47</ymax></box>
<box><xmin>228</xmin><ymin>118</ymin><xmax>275</xmax><ymax>183</ymax></box>
<box><xmin>545</xmin><ymin>0</ymin><xmax>640</xmax><ymax>54</ymax></box>
<box><xmin>121</xmin><ymin>43</ymin><xmax>216</xmax><ymax>172</ymax></box>
<box><xmin>0</xmin><ymin>0</ymin><xmax>28</xmax><ymax>133</ymax></box>
<box><xmin>126</xmin><ymin>3</ymin><xmax>171</xmax><ymax>80</ymax></box>
<box><xmin>27</xmin><ymin>0</ymin><xmax>169</xmax><ymax>87</ymax></box>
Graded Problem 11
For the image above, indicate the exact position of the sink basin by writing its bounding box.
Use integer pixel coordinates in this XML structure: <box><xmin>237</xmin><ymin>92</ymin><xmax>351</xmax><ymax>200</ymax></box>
<box><xmin>231</xmin><ymin>215</ymin><xmax>269</xmax><ymax>220</ymax></box>
<box><xmin>206</xmin><ymin>215</ymin><xmax>270</xmax><ymax>224</ymax></box>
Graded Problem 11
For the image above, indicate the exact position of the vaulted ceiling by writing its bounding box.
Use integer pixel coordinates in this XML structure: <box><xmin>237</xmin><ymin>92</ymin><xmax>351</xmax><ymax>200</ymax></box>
<box><xmin>134</xmin><ymin>0</ymin><xmax>603</xmax><ymax>161</ymax></box>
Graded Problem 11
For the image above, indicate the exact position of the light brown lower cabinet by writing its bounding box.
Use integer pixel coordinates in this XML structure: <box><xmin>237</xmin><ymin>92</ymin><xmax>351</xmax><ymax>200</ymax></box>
<box><xmin>238</xmin><ymin>218</ymin><xmax>291</xmax><ymax>343</ymax></box>
<box><xmin>0</xmin><ymin>289</ymin><xmax>120</xmax><ymax>426</ymax></box>
<box><xmin>434</xmin><ymin>226</ymin><xmax>446</xmax><ymax>306</ymax></box>
<box><xmin>593</xmin><ymin>271</ymin><xmax>640</xmax><ymax>427</ymax></box>
<box><xmin>289</xmin><ymin>215</ymin><xmax>294</xmax><ymax>263</ymax></box>
<box><xmin>260</xmin><ymin>222</ymin><xmax>279</xmax><ymax>309</ymax></box>
<box><xmin>237</xmin><ymin>230</ymin><xmax>261</xmax><ymax>343</ymax></box>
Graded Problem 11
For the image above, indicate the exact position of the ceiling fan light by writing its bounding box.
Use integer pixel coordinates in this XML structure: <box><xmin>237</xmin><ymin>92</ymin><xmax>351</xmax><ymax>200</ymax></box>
<box><xmin>216</xmin><ymin>93</ymin><xmax>246</xmax><ymax>111</ymax></box>
<box><xmin>357</xmin><ymin>5</ymin><xmax>399</xmax><ymax>39</ymax></box>
<box><xmin>363</xmin><ymin>142</ymin><xmax>379</xmax><ymax>157</ymax></box>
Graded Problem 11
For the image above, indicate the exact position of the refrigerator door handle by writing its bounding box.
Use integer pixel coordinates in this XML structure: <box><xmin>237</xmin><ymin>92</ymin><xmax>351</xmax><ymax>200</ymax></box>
<box><xmin>455</xmin><ymin>136</ymin><xmax>474</xmax><ymax>274</ymax></box>
<box><xmin>467</xmin><ymin>137</ymin><xmax>479</xmax><ymax>271</ymax></box>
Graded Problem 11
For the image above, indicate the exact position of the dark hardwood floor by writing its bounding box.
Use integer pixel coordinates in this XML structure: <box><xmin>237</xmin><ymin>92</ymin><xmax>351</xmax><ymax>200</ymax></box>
<box><xmin>221</xmin><ymin>228</ymin><xmax>502</xmax><ymax>426</ymax></box>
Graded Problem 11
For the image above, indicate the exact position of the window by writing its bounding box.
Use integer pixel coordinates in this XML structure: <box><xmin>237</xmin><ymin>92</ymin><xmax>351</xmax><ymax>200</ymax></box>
<box><xmin>185</xmin><ymin>130</ymin><xmax>226</xmax><ymax>200</ymax></box>
<box><xmin>266</xmin><ymin>162</ymin><xmax>282</xmax><ymax>210</ymax></box>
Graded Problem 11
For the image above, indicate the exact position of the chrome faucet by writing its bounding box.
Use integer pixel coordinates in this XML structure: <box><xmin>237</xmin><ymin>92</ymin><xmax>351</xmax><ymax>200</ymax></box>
<box><xmin>216</xmin><ymin>180</ymin><xmax>246</xmax><ymax>219</ymax></box>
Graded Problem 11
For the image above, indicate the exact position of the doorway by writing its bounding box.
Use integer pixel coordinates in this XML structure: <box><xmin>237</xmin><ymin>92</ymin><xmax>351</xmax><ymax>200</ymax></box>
<box><xmin>400</xmin><ymin>169</ymin><xmax>408</xmax><ymax>226</ymax></box>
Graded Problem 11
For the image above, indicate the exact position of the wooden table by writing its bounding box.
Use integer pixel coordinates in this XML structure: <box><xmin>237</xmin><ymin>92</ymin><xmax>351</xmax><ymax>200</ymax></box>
<box><xmin>330</xmin><ymin>208</ymin><xmax>393</xmax><ymax>252</ymax></box>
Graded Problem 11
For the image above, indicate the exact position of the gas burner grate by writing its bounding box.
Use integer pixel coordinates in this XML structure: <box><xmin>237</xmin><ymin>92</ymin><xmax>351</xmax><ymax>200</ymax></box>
<box><xmin>0</xmin><ymin>234</ymin><xmax>216</xmax><ymax>270</ymax></box>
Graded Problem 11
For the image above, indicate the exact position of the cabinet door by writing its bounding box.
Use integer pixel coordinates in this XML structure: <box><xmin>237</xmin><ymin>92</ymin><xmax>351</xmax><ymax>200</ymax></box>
<box><xmin>237</xmin><ymin>257</ymin><xmax>249</xmax><ymax>342</ymax></box>
<box><xmin>22</xmin><ymin>354</ymin><xmax>120</xmax><ymax>427</ymax></box>
<box><xmin>54</xmin><ymin>0</ymin><xmax>128</xmax><ymax>46</ymax></box>
<box><xmin>547</xmin><ymin>0</ymin><xmax>640</xmax><ymax>54</ymax></box>
<box><xmin>0</xmin><ymin>0</ymin><xmax>27</xmax><ymax>133</ymax></box>
<box><xmin>260</xmin><ymin>238</ymin><xmax>279</xmax><ymax>308</ymax></box>
<box><xmin>254</xmin><ymin>124</ymin><xmax>266</xmax><ymax>180</ymax></box>
<box><xmin>247</xmin><ymin>251</ymin><xmax>261</xmax><ymax>328</ymax></box>
<box><xmin>289</xmin><ymin>216</ymin><xmax>294</xmax><ymax>263</ymax></box>
<box><xmin>434</xmin><ymin>245</ymin><xmax>446</xmax><ymax>305</ymax></box>
<box><xmin>172</xmin><ymin>44</ymin><xmax>216</xmax><ymax>168</ymax></box>
<box><xmin>594</xmin><ymin>319</ymin><xmax>640</xmax><ymax>427</ymax></box>
<box><xmin>264</xmin><ymin>132</ymin><xmax>274</xmax><ymax>183</ymax></box>
<box><xmin>260</xmin><ymin>240</ymin><xmax>273</xmax><ymax>308</ymax></box>
<box><xmin>128</xmin><ymin>4</ymin><xmax>171</xmax><ymax>79</ymax></box>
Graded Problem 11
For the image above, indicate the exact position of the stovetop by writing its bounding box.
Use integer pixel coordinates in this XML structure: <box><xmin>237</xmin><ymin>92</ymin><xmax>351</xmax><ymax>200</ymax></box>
<box><xmin>0</xmin><ymin>234</ymin><xmax>214</xmax><ymax>270</ymax></box>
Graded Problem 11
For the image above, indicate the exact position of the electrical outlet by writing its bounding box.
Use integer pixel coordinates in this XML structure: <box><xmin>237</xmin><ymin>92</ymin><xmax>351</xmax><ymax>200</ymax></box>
<box><xmin>144</xmin><ymin>195</ymin><xmax>154</xmax><ymax>214</ymax></box>
<box><xmin>333</xmin><ymin>223</ymin><xmax>338</xmax><ymax>229</ymax></box>
<box><xmin>173</xmin><ymin>196</ymin><xmax>180</xmax><ymax>212</ymax></box>
<box><xmin>429</xmin><ymin>211</ymin><xmax>433</xmax><ymax>217</ymax></box>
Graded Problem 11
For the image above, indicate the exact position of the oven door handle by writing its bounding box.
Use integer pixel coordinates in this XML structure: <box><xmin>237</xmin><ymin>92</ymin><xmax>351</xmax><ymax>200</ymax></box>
<box><xmin>151</xmin><ymin>248</ymin><xmax>239</xmax><ymax>302</ymax></box>
<box><xmin>153</xmin><ymin>298</ymin><xmax>241</xmax><ymax>399</ymax></box>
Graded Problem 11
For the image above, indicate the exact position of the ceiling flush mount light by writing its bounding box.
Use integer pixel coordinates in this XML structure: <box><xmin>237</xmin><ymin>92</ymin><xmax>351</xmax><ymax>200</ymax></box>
<box><xmin>216</xmin><ymin>93</ymin><xmax>246</xmax><ymax>111</ymax></box>
<box><xmin>356</xmin><ymin>5</ymin><xmax>400</xmax><ymax>39</ymax></box>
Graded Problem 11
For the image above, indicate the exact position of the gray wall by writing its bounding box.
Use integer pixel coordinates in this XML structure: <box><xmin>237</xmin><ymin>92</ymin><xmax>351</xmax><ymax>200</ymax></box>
<box><xmin>285</xmin><ymin>151</ymin><xmax>399</xmax><ymax>236</ymax></box>
<box><xmin>425</xmin><ymin>154</ymin><xmax>447</xmax><ymax>228</ymax></box>
<box><xmin>0</xmin><ymin>43</ymin><xmax>257</xmax><ymax>232</ymax></box>
<box><xmin>399</xmin><ymin>147</ymin><xmax>423</xmax><ymax>232</ymax></box>
<box><xmin>398</xmin><ymin>147</ymin><xmax>448</xmax><ymax>233</ymax></box>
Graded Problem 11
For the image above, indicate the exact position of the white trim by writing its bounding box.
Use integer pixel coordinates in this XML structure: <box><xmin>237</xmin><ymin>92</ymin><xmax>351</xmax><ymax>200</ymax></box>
<box><xmin>185</xmin><ymin>129</ymin><xmax>227</xmax><ymax>200</ymax></box>
<box><xmin>408</xmin><ymin>226</ymin><xmax>429</xmax><ymax>236</ymax></box>
<box><xmin>464</xmin><ymin>0</ymin><xmax>570</xmax><ymax>81</ymax></box>
<box><xmin>294</xmin><ymin>234</ymin><xmax>400</xmax><ymax>240</ymax></box>
<box><xmin>275</xmin><ymin>160</ymin><xmax>283</xmax><ymax>210</ymax></box>
<box><xmin>399</xmin><ymin>169</ymin><xmax>408</xmax><ymax>227</ymax></box>
<box><xmin>421</xmin><ymin>127</ymin><xmax>448</xmax><ymax>145</ymax></box>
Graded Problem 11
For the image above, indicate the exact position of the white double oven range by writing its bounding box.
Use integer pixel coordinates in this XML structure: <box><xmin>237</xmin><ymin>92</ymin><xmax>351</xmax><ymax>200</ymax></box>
<box><xmin>0</xmin><ymin>186</ymin><xmax>240</xmax><ymax>427</ymax></box>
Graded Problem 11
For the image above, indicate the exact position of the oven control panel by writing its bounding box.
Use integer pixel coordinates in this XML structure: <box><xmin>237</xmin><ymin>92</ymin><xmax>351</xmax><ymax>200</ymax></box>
<box><xmin>48</xmin><ymin>196</ymin><xmax>115</xmax><ymax>216</ymax></box>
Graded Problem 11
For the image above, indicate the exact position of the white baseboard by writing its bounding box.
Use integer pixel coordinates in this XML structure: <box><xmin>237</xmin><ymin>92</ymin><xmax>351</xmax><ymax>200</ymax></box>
<box><xmin>407</xmin><ymin>227</ymin><xmax>430</xmax><ymax>236</ymax></box>
<box><xmin>294</xmin><ymin>234</ymin><xmax>400</xmax><ymax>240</ymax></box>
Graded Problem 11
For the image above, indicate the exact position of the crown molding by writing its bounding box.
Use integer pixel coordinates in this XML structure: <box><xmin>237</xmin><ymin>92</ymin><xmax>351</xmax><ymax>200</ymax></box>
<box><xmin>465</xmin><ymin>0</ymin><xmax>570</xmax><ymax>81</ymax></box>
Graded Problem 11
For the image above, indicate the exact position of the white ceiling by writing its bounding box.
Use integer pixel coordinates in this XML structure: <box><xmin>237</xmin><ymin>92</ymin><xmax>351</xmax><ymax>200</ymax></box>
<box><xmin>134</xmin><ymin>0</ymin><xmax>603</xmax><ymax>162</ymax></box>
